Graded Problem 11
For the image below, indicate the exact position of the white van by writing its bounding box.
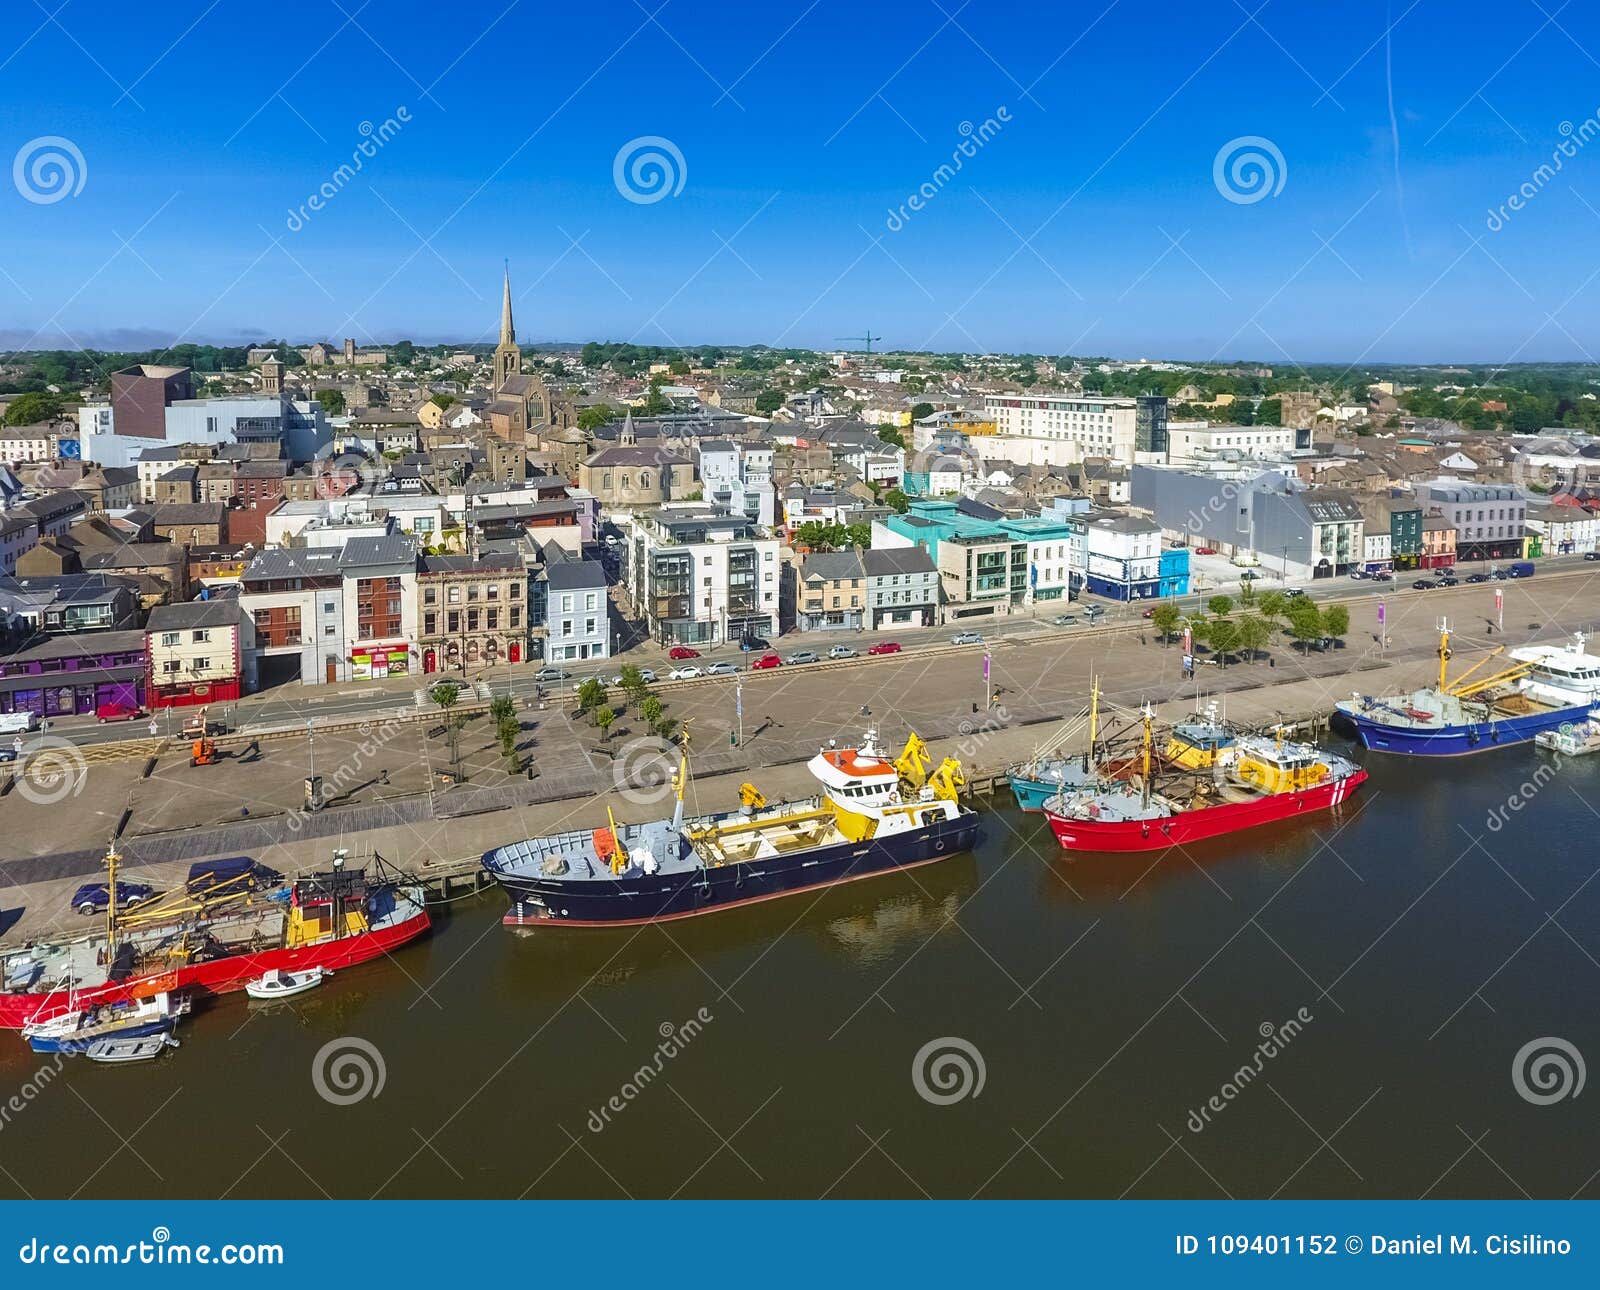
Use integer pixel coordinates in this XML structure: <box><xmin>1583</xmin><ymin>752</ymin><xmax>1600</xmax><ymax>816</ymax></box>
<box><xmin>0</xmin><ymin>711</ymin><xmax>41</xmax><ymax>734</ymax></box>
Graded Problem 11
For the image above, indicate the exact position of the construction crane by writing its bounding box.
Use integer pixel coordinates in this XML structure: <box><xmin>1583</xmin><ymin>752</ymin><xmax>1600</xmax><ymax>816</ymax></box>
<box><xmin>834</xmin><ymin>331</ymin><xmax>882</xmax><ymax>354</ymax></box>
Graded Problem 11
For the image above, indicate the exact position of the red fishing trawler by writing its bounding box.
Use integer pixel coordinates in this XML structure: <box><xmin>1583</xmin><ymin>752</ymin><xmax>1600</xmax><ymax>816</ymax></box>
<box><xmin>0</xmin><ymin>846</ymin><xmax>430</xmax><ymax>1030</ymax></box>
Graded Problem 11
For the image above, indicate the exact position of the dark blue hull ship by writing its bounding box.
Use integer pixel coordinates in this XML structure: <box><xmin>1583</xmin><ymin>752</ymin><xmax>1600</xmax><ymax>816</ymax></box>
<box><xmin>483</xmin><ymin>728</ymin><xmax>981</xmax><ymax>927</ymax></box>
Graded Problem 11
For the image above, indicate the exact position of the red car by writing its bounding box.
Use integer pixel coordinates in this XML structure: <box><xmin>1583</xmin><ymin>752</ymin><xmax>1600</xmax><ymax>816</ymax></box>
<box><xmin>95</xmin><ymin>702</ymin><xmax>145</xmax><ymax>723</ymax></box>
<box><xmin>668</xmin><ymin>646</ymin><xmax>701</xmax><ymax>660</ymax></box>
<box><xmin>751</xmin><ymin>652</ymin><xmax>783</xmax><ymax>670</ymax></box>
<box><xmin>867</xmin><ymin>641</ymin><xmax>902</xmax><ymax>656</ymax></box>
<box><xmin>1193</xmin><ymin>547</ymin><xmax>1217</xmax><ymax>556</ymax></box>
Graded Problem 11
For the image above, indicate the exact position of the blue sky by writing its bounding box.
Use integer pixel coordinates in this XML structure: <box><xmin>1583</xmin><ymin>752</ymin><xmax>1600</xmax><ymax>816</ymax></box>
<box><xmin>4</xmin><ymin>0</ymin><xmax>1600</xmax><ymax>361</ymax></box>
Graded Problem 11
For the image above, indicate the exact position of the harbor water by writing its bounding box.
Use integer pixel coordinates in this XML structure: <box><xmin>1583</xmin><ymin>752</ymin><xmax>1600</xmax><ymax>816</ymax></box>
<box><xmin>1</xmin><ymin>739</ymin><xmax>1596</xmax><ymax>1199</ymax></box>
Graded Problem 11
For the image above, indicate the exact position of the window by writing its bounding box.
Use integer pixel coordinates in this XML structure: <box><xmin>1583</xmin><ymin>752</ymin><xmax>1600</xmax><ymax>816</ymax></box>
<box><xmin>585</xmin><ymin>618</ymin><xmax>596</xmax><ymax>635</ymax></box>
<box><xmin>424</xmin><ymin>587</ymin><xmax>437</xmax><ymax>605</ymax></box>
<box><xmin>424</xmin><ymin>613</ymin><xmax>437</xmax><ymax>635</ymax></box>
<box><xmin>510</xmin><ymin>606</ymin><xmax>521</xmax><ymax>627</ymax></box>
<box><xmin>324</xmin><ymin>624</ymin><xmax>335</xmax><ymax>636</ymax></box>
<box><xmin>467</xmin><ymin>584</ymin><xmax>479</xmax><ymax>602</ymax></box>
<box><xmin>447</xmin><ymin>611</ymin><xmax>460</xmax><ymax>633</ymax></box>
<box><xmin>192</xmin><ymin>629</ymin><xmax>209</xmax><ymax>643</ymax></box>
<box><xmin>510</xmin><ymin>583</ymin><xmax>521</xmax><ymax>599</ymax></box>
<box><xmin>467</xmin><ymin>609</ymin><xmax>480</xmax><ymax>631</ymax></box>
<box><xmin>561</xmin><ymin>594</ymin><xmax>573</xmax><ymax>613</ymax></box>
<box><xmin>163</xmin><ymin>660</ymin><xmax>181</xmax><ymax>674</ymax></box>
<box><xmin>323</xmin><ymin>601</ymin><xmax>335</xmax><ymax>614</ymax></box>
<box><xmin>585</xmin><ymin>592</ymin><xmax>597</xmax><ymax>611</ymax></box>
<box><xmin>447</xmin><ymin>586</ymin><xmax>462</xmax><ymax>604</ymax></box>
<box><xmin>487</xmin><ymin>608</ymin><xmax>499</xmax><ymax>629</ymax></box>
<box><xmin>486</xmin><ymin>584</ymin><xmax>499</xmax><ymax>601</ymax></box>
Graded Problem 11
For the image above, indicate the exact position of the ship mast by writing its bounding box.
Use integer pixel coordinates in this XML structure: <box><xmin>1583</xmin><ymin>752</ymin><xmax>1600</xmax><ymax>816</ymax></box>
<box><xmin>104</xmin><ymin>839</ymin><xmax>121</xmax><ymax>961</ymax></box>
<box><xmin>1084</xmin><ymin>676</ymin><xmax>1100</xmax><ymax>772</ymax></box>
<box><xmin>671</xmin><ymin>725</ymin><xmax>691</xmax><ymax>832</ymax></box>
<box><xmin>1437</xmin><ymin>617</ymin><xmax>1451</xmax><ymax>691</ymax></box>
<box><xmin>1140</xmin><ymin>703</ymin><xmax>1154</xmax><ymax>806</ymax></box>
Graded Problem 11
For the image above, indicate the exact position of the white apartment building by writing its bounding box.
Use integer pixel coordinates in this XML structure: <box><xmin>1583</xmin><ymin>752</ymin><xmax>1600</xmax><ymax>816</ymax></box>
<box><xmin>1165</xmin><ymin>421</ymin><xmax>1300</xmax><ymax>464</ymax></box>
<box><xmin>981</xmin><ymin>394</ymin><xmax>1169</xmax><ymax>466</ymax></box>
<box><xmin>625</xmin><ymin>504</ymin><xmax>781</xmax><ymax>647</ymax></box>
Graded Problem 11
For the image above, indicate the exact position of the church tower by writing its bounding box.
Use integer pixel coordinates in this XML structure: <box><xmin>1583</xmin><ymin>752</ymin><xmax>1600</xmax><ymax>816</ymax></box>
<box><xmin>494</xmin><ymin>263</ymin><xmax>521</xmax><ymax>390</ymax></box>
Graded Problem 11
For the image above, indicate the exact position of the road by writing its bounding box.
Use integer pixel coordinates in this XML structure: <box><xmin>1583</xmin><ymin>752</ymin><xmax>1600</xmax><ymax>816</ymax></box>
<box><xmin>12</xmin><ymin>553</ymin><xmax>1599</xmax><ymax>758</ymax></box>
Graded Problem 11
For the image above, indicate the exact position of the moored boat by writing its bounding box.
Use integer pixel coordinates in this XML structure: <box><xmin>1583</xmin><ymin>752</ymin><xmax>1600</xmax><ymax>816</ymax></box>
<box><xmin>246</xmin><ymin>966</ymin><xmax>333</xmax><ymax>1000</ymax></box>
<box><xmin>1535</xmin><ymin>714</ymin><xmax>1600</xmax><ymax>757</ymax></box>
<box><xmin>0</xmin><ymin>847</ymin><xmax>430</xmax><ymax>1031</ymax></box>
<box><xmin>1044</xmin><ymin>707</ymin><xmax>1367</xmax><ymax>853</ymax></box>
<box><xmin>1335</xmin><ymin>623</ymin><xmax>1598</xmax><ymax>757</ymax></box>
<box><xmin>23</xmin><ymin>988</ymin><xmax>190</xmax><ymax>1054</ymax></box>
<box><xmin>483</xmin><ymin>727</ymin><xmax>980</xmax><ymax>926</ymax></box>
<box><xmin>84</xmin><ymin>1034</ymin><xmax>180</xmax><ymax>1064</ymax></box>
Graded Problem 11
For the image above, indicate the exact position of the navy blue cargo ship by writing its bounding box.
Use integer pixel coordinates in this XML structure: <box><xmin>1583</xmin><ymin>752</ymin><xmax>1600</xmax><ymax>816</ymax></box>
<box><xmin>482</xmin><ymin>729</ymin><xmax>979</xmax><ymax>926</ymax></box>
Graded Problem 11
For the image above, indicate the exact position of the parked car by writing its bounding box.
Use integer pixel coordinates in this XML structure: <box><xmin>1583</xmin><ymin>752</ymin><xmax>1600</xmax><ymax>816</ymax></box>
<box><xmin>1371</xmin><ymin>572</ymin><xmax>1393</xmax><ymax>582</ymax></box>
<box><xmin>1437</xmin><ymin>575</ymin><xmax>1460</xmax><ymax>588</ymax></box>
<box><xmin>867</xmin><ymin>641</ymin><xmax>903</xmax><ymax>655</ymax></box>
<box><xmin>1082</xmin><ymin>604</ymin><xmax>1105</xmax><ymax>618</ymax></box>
<box><xmin>1238</xmin><ymin>570</ymin><xmax>1259</xmax><ymax>581</ymax></box>
<box><xmin>1349</xmin><ymin>570</ymin><xmax>1369</xmax><ymax>580</ymax></box>
<box><xmin>740</xmin><ymin>636</ymin><xmax>771</xmax><ymax>651</ymax></box>
<box><xmin>950</xmin><ymin>631</ymin><xmax>983</xmax><ymax>646</ymax></box>
<box><xmin>706</xmin><ymin>661</ymin><xmax>738</xmax><ymax>676</ymax></box>
<box><xmin>1492</xmin><ymin>569</ymin><xmax>1510</xmax><ymax>580</ymax></box>
<box><xmin>533</xmin><ymin>666</ymin><xmax>568</xmax><ymax>683</ymax></box>
<box><xmin>827</xmin><ymin>645</ymin><xmax>857</xmax><ymax>659</ymax></box>
<box><xmin>1508</xmin><ymin>561</ymin><xmax>1536</xmax><ymax>578</ymax></box>
<box><xmin>95</xmin><ymin>702</ymin><xmax>144</xmax><ymax>723</ymax></box>
<box><xmin>1051</xmin><ymin>613</ymin><xmax>1078</xmax><ymax>626</ymax></box>
<box><xmin>668</xmin><ymin>665</ymin><xmax>703</xmax><ymax>680</ymax></box>
<box><xmin>634</xmin><ymin>668</ymin><xmax>657</xmax><ymax>683</ymax></box>
<box><xmin>0</xmin><ymin>748</ymin><xmax>17</xmax><ymax>763</ymax></box>
<box><xmin>185</xmin><ymin>858</ymin><xmax>281</xmax><ymax>899</ymax></box>
<box><xmin>1140</xmin><ymin>607</ymin><xmax>1156</xmax><ymax>619</ymax></box>
<box><xmin>71</xmin><ymin>881</ymin><xmax>157</xmax><ymax>916</ymax></box>
<box><xmin>1412</xmin><ymin>579</ymin><xmax>1437</xmax><ymax>590</ymax></box>
<box><xmin>1465</xmin><ymin>573</ymin><xmax>1490</xmax><ymax>584</ymax></box>
<box><xmin>1282</xmin><ymin>588</ymin><xmax>1307</xmax><ymax>600</ymax></box>
<box><xmin>668</xmin><ymin>646</ymin><xmax>701</xmax><ymax>660</ymax></box>
<box><xmin>1193</xmin><ymin>547</ymin><xmax>1217</xmax><ymax>556</ymax></box>
<box><xmin>786</xmin><ymin>650</ymin><xmax>820</xmax><ymax>665</ymax></box>
<box><xmin>1586</xmin><ymin>551</ymin><xmax>1600</xmax><ymax>561</ymax></box>
<box><xmin>751</xmin><ymin>652</ymin><xmax>783</xmax><ymax>670</ymax></box>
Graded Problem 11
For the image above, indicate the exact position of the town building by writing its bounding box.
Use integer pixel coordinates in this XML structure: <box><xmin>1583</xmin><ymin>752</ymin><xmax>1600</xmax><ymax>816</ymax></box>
<box><xmin>418</xmin><ymin>552</ymin><xmax>530</xmax><ymax>673</ymax></box>
<box><xmin>541</xmin><ymin>560</ymin><xmax>611</xmax><ymax>663</ymax></box>
<box><xmin>625</xmin><ymin>504</ymin><xmax>780</xmax><ymax>647</ymax></box>
<box><xmin>1083</xmin><ymin>512</ymin><xmax>1163</xmax><ymax>600</ymax></box>
<box><xmin>144</xmin><ymin>599</ymin><xmax>258</xmax><ymax>708</ymax></box>
<box><xmin>240</xmin><ymin>546</ymin><xmax>347</xmax><ymax>687</ymax></box>
<box><xmin>796</xmin><ymin>550</ymin><xmax>866</xmax><ymax>631</ymax></box>
<box><xmin>0</xmin><ymin>573</ymin><xmax>141</xmax><ymax>635</ymax></box>
<box><xmin>340</xmin><ymin>535</ymin><xmax>419</xmax><ymax>680</ymax></box>
<box><xmin>0</xmin><ymin>628</ymin><xmax>147</xmax><ymax>719</ymax></box>
<box><xmin>860</xmin><ymin>546</ymin><xmax>939</xmax><ymax>629</ymax></box>
<box><xmin>978</xmin><ymin>393</ymin><xmax>1169</xmax><ymax>465</ymax></box>
<box><xmin>1412</xmin><ymin>480</ymin><xmax>1527</xmax><ymax>562</ymax></box>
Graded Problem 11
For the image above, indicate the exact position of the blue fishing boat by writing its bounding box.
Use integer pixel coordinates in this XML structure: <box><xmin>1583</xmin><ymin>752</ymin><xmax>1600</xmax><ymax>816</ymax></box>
<box><xmin>1335</xmin><ymin>624</ymin><xmax>1599</xmax><ymax>757</ymax></box>
<box><xmin>23</xmin><ymin>989</ymin><xmax>190</xmax><ymax>1054</ymax></box>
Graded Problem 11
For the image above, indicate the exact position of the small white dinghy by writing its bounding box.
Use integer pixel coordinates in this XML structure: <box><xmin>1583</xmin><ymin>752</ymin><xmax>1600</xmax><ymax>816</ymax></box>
<box><xmin>245</xmin><ymin>966</ymin><xmax>332</xmax><ymax>1000</ymax></box>
<box><xmin>84</xmin><ymin>1033</ymin><xmax>180</xmax><ymax>1064</ymax></box>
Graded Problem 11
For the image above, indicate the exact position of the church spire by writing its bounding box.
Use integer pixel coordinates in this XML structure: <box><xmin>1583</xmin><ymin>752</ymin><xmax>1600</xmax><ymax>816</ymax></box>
<box><xmin>499</xmin><ymin>260</ymin><xmax>515</xmax><ymax>347</ymax></box>
<box><xmin>494</xmin><ymin>260</ymin><xmax>522</xmax><ymax>391</ymax></box>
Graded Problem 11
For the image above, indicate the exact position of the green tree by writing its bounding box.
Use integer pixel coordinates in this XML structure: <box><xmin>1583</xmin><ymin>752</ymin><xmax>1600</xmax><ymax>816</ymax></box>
<box><xmin>669</xmin><ymin>359</ymin><xmax>690</xmax><ymax>376</ymax></box>
<box><xmin>1207</xmin><ymin>594</ymin><xmax>1234</xmax><ymax>618</ymax></box>
<box><xmin>1256</xmin><ymin>397</ymin><xmax>1283</xmax><ymax>426</ymax></box>
<box><xmin>618</xmin><ymin>664</ymin><xmax>648</xmax><ymax>710</ymax></box>
<box><xmin>4</xmin><ymin>391</ymin><xmax>64</xmax><ymax>426</ymax></box>
<box><xmin>1256</xmin><ymin>589</ymin><xmax>1288</xmax><ymax>623</ymax></box>
<box><xmin>391</xmin><ymin>340</ymin><xmax>416</xmax><ymax>366</ymax></box>
<box><xmin>594</xmin><ymin>704</ymin><xmax>616</xmax><ymax>742</ymax></box>
<box><xmin>1286</xmin><ymin>598</ymin><xmax>1325</xmax><ymax>650</ymax></box>
<box><xmin>755</xmin><ymin>388</ymin><xmax>784</xmax><ymax>415</ymax></box>
<box><xmin>429</xmin><ymin>681</ymin><xmax>465</xmax><ymax>769</ymax></box>
<box><xmin>876</xmin><ymin>425</ymin><xmax>906</xmax><ymax>449</ymax></box>
<box><xmin>1206</xmin><ymin>617</ymin><xmax>1241</xmax><ymax>667</ymax></box>
<box><xmin>1150</xmin><ymin>601</ymin><xmax>1182</xmax><ymax>643</ymax></box>
<box><xmin>578</xmin><ymin>404</ymin><xmax>616</xmax><ymax>431</ymax></box>
<box><xmin>1322</xmin><ymin>603</ymin><xmax>1350</xmax><ymax>643</ymax></box>
<box><xmin>883</xmin><ymin>489</ymin><xmax>910</xmax><ymax>514</ymax></box>
<box><xmin>429</xmin><ymin>392</ymin><xmax>456</xmax><ymax>410</ymax></box>
<box><xmin>910</xmin><ymin>402</ymin><xmax>934</xmax><ymax>421</ymax></box>
<box><xmin>1236</xmin><ymin>613</ymin><xmax>1272</xmax><ymax>661</ymax></box>
<box><xmin>577</xmin><ymin>678</ymin><xmax>606</xmax><ymax>717</ymax></box>
<box><xmin>315</xmin><ymin>387</ymin><xmax>345</xmax><ymax>415</ymax></box>
<box><xmin>640</xmin><ymin>695</ymin><xmax>664</xmax><ymax>732</ymax></box>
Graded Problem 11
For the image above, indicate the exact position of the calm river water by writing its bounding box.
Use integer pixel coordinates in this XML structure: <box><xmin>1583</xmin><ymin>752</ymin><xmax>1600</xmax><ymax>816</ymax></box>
<box><xmin>2</xmin><ymin>740</ymin><xmax>1597</xmax><ymax>1199</ymax></box>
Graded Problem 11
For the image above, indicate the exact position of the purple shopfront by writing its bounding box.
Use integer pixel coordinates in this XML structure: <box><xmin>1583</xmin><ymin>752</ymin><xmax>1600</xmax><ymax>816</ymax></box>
<box><xmin>0</xmin><ymin>631</ymin><xmax>147</xmax><ymax>717</ymax></box>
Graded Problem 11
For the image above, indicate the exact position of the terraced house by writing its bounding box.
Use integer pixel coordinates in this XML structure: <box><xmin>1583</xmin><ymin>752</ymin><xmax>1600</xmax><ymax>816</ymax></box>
<box><xmin>796</xmin><ymin>550</ymin><xmax>865</xmax><ymax>631</ymax></box>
